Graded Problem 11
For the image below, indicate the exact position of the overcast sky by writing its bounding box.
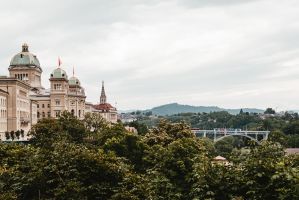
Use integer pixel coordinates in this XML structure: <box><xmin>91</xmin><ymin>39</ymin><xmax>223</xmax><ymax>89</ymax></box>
<box><xmin>1</xmin><ymin>0</ymin><xmax>299</xmax><ymax>111</ymax></box>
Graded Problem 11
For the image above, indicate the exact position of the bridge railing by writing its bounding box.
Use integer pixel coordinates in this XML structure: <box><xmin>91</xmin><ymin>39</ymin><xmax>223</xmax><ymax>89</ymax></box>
<box><xmin>191</xmin><ymin>129</ymin><xmax>270</xmax><ymax>142</ymax></box>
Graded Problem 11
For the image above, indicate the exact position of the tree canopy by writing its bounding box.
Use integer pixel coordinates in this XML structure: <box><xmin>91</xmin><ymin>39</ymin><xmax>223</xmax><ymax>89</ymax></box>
<box><xmin>0</xmin><ymin>112</ymin><xmax>298</xmax><ymax>199</ymax></box>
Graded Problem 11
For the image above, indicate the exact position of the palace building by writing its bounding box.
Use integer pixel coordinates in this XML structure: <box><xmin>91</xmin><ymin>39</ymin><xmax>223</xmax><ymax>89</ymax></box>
<box><xmin>0</xmin><ymin>44</ymin><xmax>117</xmax><ymax>141</ymax></box>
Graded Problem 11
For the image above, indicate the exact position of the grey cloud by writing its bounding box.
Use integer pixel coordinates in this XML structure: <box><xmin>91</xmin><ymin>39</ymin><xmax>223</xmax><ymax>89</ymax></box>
<box><xmin>0</xmin><ymin>0</ymin><xmax>299</xmax><ymax>110</ymax></box>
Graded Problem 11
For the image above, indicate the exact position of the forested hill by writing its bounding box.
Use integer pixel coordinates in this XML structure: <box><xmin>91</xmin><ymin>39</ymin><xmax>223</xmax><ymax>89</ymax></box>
<box><xmin>144</xmin><ymin>103</ymin><xmax>264</xmax><ymax>116</ymax></box>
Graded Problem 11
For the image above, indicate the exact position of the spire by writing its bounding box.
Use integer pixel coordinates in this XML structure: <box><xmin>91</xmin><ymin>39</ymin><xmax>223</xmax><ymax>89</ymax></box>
<box><xmin>58</xmin><ymin>57</ymin><xmax>62</xmax><ymax>68</ymax></box>
<box><xmin>100</xmin><ymin>81</ymin><xmax>106</xmax><ymax>104</ymax></box>
<box><xmin>73</xmin><ymin>66</ymin><xmax>75</xmax><ymax>76</ymax></box>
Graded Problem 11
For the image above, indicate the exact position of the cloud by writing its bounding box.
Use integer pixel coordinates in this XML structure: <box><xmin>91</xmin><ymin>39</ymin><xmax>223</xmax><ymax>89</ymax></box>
<box><xmin>0</xmin><ymin>0</ymin><xmax>299</xmax><ymax>111</ymax></box>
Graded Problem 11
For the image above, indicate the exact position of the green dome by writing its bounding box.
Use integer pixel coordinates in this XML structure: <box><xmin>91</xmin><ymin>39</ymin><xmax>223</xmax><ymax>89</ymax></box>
<box><xmin>50</xmin><ymin>68</ymin><xmax>68</xmax><ymax>79</ymax></box>
<box><xmin>69</xmin><ymin>76</ymin><xmax>81</xmax><ymax>86</ymax></box>
<box><xmin>9</xmin><ymin>43</ymin><xmax>41</xmax><ymax>70</ymax></box>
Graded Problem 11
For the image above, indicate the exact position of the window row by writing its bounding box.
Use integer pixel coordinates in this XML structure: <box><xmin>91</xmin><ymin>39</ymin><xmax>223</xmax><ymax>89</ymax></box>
<box><xmin>0</xmin><ymin>98</ymin><xmax>6</xmax><ymax>106</ymax></box>
<box><xmin>0</xmin><ymin>109</ymin><xmax>7</xmax><ymax>118</ymax></box>
<box><xmin>54</xmin><ymin>83</ymin><xmax>62</xmax><ymax>90</ymax></box>
<box><xmin>37</xmin><ymin>103</ymin><xmax>50</xmax><ymax>108</ymax></box>
<box><xmin>70</xmin><ymin>109</ymin><xmax>84</xmax><ymax>117</ymax></box>
<box><xmin>37</xmin><ymin>111</ymin><xmax>51</xmax><ymax>118</ymax></box>
<box><xmin>15</xmin><ymin>73</ymin><xmax>28</xmax><ymax>80</ymax></box>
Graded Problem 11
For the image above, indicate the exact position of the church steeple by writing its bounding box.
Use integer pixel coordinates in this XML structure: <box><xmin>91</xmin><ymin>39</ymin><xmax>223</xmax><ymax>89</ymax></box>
<box><xmin>100</xmin><ymin>81</ymin><xmax>106</xmax><ymax>104</ymax></box>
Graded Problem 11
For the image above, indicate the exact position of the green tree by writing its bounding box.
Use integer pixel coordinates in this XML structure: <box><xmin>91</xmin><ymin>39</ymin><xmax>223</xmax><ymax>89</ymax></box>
<box><xmin>84</xmin><ymin>112</ymin><xmax>108</xmax><ymax>136</ymax></box>
<box><xmin>268</xmin><ymin>130</ymin><xmax>288</xmax><ymax>146</ymax></box>
<box><xmin>264</xmin><ymin>108</ymin><xmax>276</xmax><ymax>114</ymax></box>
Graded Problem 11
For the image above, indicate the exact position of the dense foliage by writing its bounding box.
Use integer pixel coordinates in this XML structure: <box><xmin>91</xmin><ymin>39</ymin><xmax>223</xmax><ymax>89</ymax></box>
<box><xmin>136</xmin><ymin>110</ymin><xmax>299</xmax><ymax>148</ymax></box>
<box><xmin>0</xmin><ymin>112</ymin><xmax>298</xmax><ymax>199</ymax></box>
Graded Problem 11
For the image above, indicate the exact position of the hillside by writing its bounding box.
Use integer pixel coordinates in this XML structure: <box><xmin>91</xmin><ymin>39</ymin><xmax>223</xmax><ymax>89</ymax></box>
<box><xmin>143</xmin><ymin>103</ymin><xmax>264</xmax><ymax>116</ymax></box>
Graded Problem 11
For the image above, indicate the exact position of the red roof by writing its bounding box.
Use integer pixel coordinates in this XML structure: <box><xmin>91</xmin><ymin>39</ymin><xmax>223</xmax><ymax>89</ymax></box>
<box><xmin>93</xmin><ymin>103</ymin><xmax>115</xmax><ymax>111</ymax></box>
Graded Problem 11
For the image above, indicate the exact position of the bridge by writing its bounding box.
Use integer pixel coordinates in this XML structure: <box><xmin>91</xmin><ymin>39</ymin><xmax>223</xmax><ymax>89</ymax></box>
<box><xmin>191</xmin><ymin>129</ymin><xmax>270</xmax><ymax>143</ymax></box>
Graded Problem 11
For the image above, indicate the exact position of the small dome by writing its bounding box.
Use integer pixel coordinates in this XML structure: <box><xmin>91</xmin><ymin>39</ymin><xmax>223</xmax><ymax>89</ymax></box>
<box><xmin>50</xmin><ymin>68</ymin><xmax>68</xmax><ymax>79</ymax></box>
<box><xmin>69</xmin><ymin>76</ymin><xmax>81</xmax><ymax>86</ymax></box>
<box><xmin>9</xmin><ymin>44</ymin><xmax>41</xmax><ymax>70</ymax></box>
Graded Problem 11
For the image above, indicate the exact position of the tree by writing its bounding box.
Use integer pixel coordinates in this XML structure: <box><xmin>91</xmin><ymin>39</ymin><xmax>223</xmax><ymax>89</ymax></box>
<box><xmin>239</xmin><ymin>109</ymin><xmax>244</xmax><ymax>114</ymax></box>
<box><xmin>143</xmin><ymin>119</ymin><xmax>195</xmax><ymax>146</ymax></box>
<box><xmin>264</xmin><ymin>108</ymin><xmax>276</xmax><ymax>114</ymax></box>
<box><xmin>268</xmin><ymin>130</ymin><xmax>288</xmax><ymax>146</ymax></box>
<box><xmin>5</xmin><ymin>131</ymin><xmax>10</xmax><ymax>140</ymax></box>
<box><xmin>283</xmin><ymin>121</ymin><xmax>299</xmax><ymax>135</ymax></box>
<box><xmin>214</xmin><ymin>137</ymin><xmax>234</xmax><ymax>158</ymax></box>
<box><xmin>29</xmin><ymin>111</ymin><xmax>87</xmax><ymax>148</ymax></box>
<box><xmin>15</xmin><ymin>130</ymin><xmax>20</xmax><ymax>139</ymax></box>
<box><xmin>1</xmin><ymin>113</ymin><xmax>298</xmax><ymax>199</ymax></box>
<box><xmin>84</xmin><ymin>112</ymin><xmax>108</xmax><ymax>136</ymax></box>
<box><xmin>10</xmin><ymin>131</ymin><xmax>15</xmax><ymax>141</ymax></box>
<box><xmin>127</xmin><ymin>121</ymin><xmax>149</xmax><ymax>135</ymax></box>
<box><xmin>234</xmin><ymin>141</ymin><xmax>299</xmax><ymax>199</ymax></box>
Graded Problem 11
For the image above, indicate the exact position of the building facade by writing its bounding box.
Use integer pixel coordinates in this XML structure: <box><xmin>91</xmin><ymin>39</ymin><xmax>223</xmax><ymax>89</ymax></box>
<box><xmin>0</xmin><ymin>44</ymin><xmax>117</xmax><ymax>141</ymax></box>
<box><xmin>90</xmin><ymin>82</ymin><xmax>118</xmax><ymax>123</ymax></box>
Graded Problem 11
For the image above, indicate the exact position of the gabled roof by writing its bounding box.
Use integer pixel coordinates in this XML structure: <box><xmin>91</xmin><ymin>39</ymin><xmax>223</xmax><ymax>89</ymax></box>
<box><xmin>93</xmin><ymin>103</ymin><xmax>115</xmax><ymax>111</ymax></box>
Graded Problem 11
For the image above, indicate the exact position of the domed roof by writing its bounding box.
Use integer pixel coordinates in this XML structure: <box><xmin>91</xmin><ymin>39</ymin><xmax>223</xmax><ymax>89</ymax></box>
<box><xmin>9</xmin><ymin>43</ymin><xmax>41</xmax><ymax>71</ymax></box>
<box><xmin>50</xmin><ymin>68</ymin><xmax>68</xmax><ymax>79</ymax></box>
<box><xmin>69</xmin><ymin>76</ymin><xmax>81</xmax><ymax>86</ymax></box>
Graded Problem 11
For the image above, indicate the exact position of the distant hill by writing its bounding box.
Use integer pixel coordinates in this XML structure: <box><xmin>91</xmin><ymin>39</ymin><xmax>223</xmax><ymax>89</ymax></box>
<box><xmin>141</xmin><ymin>103</ymin><xmax>264</xmax><ymax>116</ymax></box>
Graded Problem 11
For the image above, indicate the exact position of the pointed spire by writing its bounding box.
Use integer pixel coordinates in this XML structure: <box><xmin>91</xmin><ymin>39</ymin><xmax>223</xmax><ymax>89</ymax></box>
<box><xmin>73</xmin><ymin>66</ymin><xmax>75</xmax><ymax>76</ymax></box>
<box><xmin>58</xmin><ymin>57</ymin><xmax>62</xmax><ymax>68</ymax></box>
<box><xmin>100</xmin><ymin>81</ymin><xmax>106</xmax><ymax>104</ymax></box>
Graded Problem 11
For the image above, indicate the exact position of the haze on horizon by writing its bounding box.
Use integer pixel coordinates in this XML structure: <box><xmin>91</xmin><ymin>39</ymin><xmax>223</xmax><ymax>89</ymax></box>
<box><xmin>0</xmin><ymin>0</ymin><xmax>299</xmax><ymax>111</ymax></box>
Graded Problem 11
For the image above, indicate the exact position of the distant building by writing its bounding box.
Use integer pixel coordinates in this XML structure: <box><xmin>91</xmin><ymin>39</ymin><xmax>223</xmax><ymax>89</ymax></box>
<box><xmin>125</xmin><ymin>126</ymin><xmax>138</xmax><ymax>133</ymax></box>
<box><xmin>119</xmin><ymin>113</ymin><xmax>137</xmax><ymax>123</ymax></box>
<box><xmin>91</xmin><ymin>82</ymin><xmax>118</xmax><ymax>123</ymax></box>
<box><xmin>212</xmin><ymin>156</ymin><xmax>229</xmax><ymax>165</ymax></box>
<box><xmin>285</xmin><ymin>148</ymin><xmax>299</xmax><ymax>155</ymax></box>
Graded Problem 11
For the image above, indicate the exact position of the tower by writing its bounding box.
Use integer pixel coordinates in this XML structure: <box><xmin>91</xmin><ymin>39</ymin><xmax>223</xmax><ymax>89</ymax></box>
<box><xmin>68</xmin><ymin>67</ymin><xmax>86</xmax><ymax>119</ymax></box>
<box><xmin>9</xmin><ymin>43</ymin><xmax>43</xmax><ymax>89</ymax></box>
<box><xmin>49</xmin><ymin>67</ymin><xmax>69</xmax><ymax>118</ymax></box>
<box><xmin>100</xmin><ymin>81</ymin><xmax>106</xmax><ymax>104</ymax></box>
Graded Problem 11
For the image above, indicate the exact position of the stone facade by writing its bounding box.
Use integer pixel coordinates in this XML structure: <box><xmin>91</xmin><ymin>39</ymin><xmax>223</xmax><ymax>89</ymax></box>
<box><xmin>0</xmin><ymin>44</ymin><xmax>117</xmax><ymax>141</ymax></box>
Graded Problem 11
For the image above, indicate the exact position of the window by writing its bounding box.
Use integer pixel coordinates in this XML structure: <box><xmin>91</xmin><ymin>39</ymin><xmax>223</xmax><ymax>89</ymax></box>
<box><xmin>54</xmin><ymin>83</ymin><xmax>62</xmax><ymax>90</ymax></box>
<box><xmin>55</xmin><ymin>111</ymin><xmax>60</xmax><ymax>117</ymax></box>
<box><xmin>37</xmin><ymin>104</ymin><xmax>39</xmax><ymax>108</ymax></box>
<box><xmin>71</xmin><ymin>109</ymin><xmax>74</xmax><ymax>116</ymax></box>
<box><xmin>37</xmin><ymin>112</ymin><xmax>40</xmax><ymax>118</ymax></box>
<box><xmin>42</xmin><ymin>112</ymin><xmax>45</xmax><ymax>118</ymax></box>
<box><xmin>47</xmin><ymin>112</ymin><xmax>51</xmax><ymax>117</ymax></box>
<box><xmin>48</xmin><ymin>104</ymin><xmax>50</xmax><ymax>108</ymax></box>
<box><xmin>55</xmin><ymin>100</ymin><xmax>60</xmax><ymax>105</ymax></box>
<box><xmin>42</xmin><ymin>104</ymin><xmax>44</xmax><ymax>108</ymax></box>
<box><xmin>79</xmin><ymin>110</ymin><xmax>81</xmax><ymax>117</ymax></box>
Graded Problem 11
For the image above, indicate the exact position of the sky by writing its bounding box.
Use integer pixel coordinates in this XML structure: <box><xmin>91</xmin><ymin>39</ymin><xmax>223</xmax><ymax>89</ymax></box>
<box><xmin>0</xmin><ymin>0</ymin><xmax>299</xmax><ymax>111</ymax></box>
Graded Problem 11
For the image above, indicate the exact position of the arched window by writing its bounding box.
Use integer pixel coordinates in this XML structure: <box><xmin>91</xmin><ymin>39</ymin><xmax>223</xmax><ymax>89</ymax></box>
<box><xmin>71</xmin><ymin>109</ymin><xmax>74</xmax><ymax>116</ymax></box>
<box><xmin>37</xmin><ymin>112</ymin><xmax>40</xmax><ymax>118</ymax></box>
